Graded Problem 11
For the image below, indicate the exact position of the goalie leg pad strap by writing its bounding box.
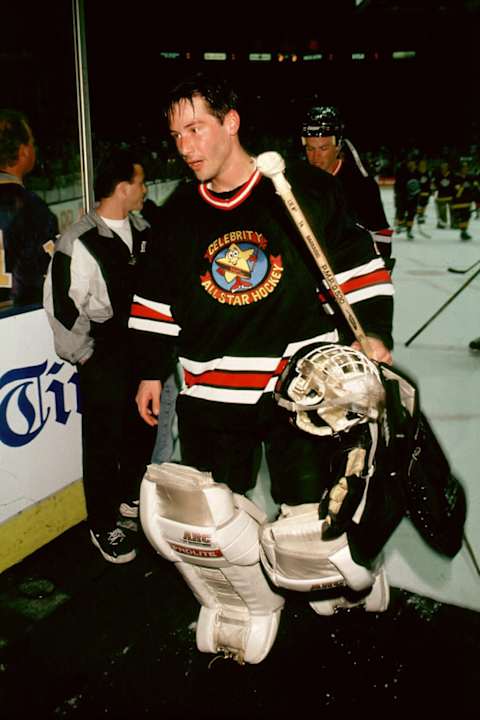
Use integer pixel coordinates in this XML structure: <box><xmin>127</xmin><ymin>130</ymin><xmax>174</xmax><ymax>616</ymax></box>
<box><xmin>309</xmin><ymin>567</ymin><xmax>390</xmax><ymax>616</ymax></box>
<box><xmin>140</xmin><ymin>462</ymin><xmax>284</xmax><ymax>664</ymax></box>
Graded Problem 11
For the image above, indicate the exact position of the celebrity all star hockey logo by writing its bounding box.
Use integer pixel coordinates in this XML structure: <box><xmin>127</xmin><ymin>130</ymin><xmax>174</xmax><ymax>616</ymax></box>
<box><xmin>201</xmin><ymin>230</ymin><xmax>283</xmax><ymax>305</ymax></box>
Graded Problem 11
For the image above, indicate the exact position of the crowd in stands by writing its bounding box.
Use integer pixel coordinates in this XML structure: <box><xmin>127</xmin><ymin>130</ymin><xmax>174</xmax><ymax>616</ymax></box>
<box><xmin>26</xmin><ymin>132</ymin><xmax>480</xmax><ymax>196</ymax></box>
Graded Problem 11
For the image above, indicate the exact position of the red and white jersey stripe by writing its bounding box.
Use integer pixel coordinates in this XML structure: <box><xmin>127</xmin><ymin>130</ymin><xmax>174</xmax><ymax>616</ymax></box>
<box><xmin>178</xmin><ymin>331</ymin><xmax>338</xmax><ymax>404</ymax></box>
<box><xmin>318</xmin><ymin>257</ymin><xmax>393</xmax><ymax>307</ymax></box>
<box><xmin>370</xmin><ymin>227</ymin><xmax>393</xmax><ymax>247</ymax></box>
<box><xmin>129</xmin><ymin>295</ymin><xmax>181</xmax><ymax>336</ymax></box>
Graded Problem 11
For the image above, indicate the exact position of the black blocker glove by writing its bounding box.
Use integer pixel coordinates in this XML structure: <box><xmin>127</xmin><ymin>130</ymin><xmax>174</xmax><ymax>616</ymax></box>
<box><xmin>319</xmin><ymin>424</ymin><xmax>374</xmax><ymax>541</ymax></box>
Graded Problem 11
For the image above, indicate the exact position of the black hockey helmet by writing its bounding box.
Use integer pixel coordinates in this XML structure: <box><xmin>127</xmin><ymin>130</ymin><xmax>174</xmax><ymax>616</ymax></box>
<box><xmin>301</xmin><ymin>106</ymin><xmax>345</xmax><ymax>145</ymax></box>
<box><xmin>274</xmin><ymin>342</ymin><xmax>385</xmax><ymax>436</ymax></box>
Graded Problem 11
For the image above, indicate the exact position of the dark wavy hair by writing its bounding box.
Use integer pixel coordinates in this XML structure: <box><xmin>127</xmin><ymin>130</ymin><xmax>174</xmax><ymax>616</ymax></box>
<box><xmin>165</xmin><ymin>73</ymin><xmax>239</xmax><ymax>125</ymax></box>
<box><xmin>94</xmin><ymin>149</ymin><xmax>140</xmax><ymax>200</ymax></box>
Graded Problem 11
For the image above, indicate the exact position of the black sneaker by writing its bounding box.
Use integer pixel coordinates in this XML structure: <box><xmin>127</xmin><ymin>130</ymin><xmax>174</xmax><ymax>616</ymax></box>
<box><xmin>460</xmin><ymin>230</ymin><xmax>472</xmax><ymax>241</ymax></box>
<box><xmin>469</xmin><ymin>337</ymin><xmax>480</xmax><ymax>351</ymax></box>
<box><xmin>90</xmin><ymin>527</ymin><xmax>137</xmax><ymax>563</ymax></box>
<box><xmin>119</xmin><ymin>499</ymin><xmax>139</xmax><ymax>518</ymax></box>
<box><xmin>117</xmin><ymin>517</ymin><xmax>139</xmax><ymax>533</ymax></box>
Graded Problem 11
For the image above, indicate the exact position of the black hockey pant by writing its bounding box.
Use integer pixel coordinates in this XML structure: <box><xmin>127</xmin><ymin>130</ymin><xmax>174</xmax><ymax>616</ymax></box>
<box><xmin>177</xmin><ymin>394</ymin><xmax>334</xmax><ymax>506</ymax></box>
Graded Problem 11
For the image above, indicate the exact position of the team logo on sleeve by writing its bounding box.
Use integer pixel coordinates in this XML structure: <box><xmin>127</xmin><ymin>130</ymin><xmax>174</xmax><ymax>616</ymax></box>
<box><xmin>200</xmin><ymin>230</ymin><xmax>284</xmax><ymax>305</ymax></box>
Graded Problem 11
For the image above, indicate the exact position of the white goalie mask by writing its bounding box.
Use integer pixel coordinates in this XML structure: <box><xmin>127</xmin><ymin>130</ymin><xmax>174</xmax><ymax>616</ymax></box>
<box><xmin>275</xmin><ymin>343</ymin><xmax>386</xmax><ymax>436</ymax></box>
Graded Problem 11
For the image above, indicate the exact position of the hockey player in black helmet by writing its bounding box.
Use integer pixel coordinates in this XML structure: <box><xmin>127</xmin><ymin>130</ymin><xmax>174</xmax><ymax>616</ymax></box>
<box><xmin>451</xmin><ymin>160</ymin><xmax>477</xmax><ymax>241</ymax></box>
<box><xmin>301</xmin><ymin>106</ymin><xmax>346</xmax><ymax>175</ymax></box>
<box><xmin>393</xmin><ymin>155</ymin><xmax>421</xmax><ymax>240</ymax></box>
<box><xmin>416</xmin><ymin>157</ymin><xmax>433</xmax><ymax>227</ymax></box>
<box><xmin>301</xmin><ymin>105</ymin><xmax>394</xmax><ymax>271</ymax></box>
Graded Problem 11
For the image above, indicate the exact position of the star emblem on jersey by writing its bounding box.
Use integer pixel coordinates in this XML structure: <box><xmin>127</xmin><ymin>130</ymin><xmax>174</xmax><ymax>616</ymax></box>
<box><xmin>200</xmin><ymin>230</ymin><xmax>284</xmax><ymax>305</ymax></box>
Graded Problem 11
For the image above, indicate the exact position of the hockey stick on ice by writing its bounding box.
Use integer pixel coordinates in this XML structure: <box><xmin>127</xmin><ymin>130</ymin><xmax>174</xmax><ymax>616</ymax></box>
<box><xmin>256</xmin><ymin>151</ymin><xmax>373</xmax><ymax>359</ymax></box>
<box><xmin>463</xmin><ymin>533</ymin><xmax>480</xmax><ymax>578</ymax></box>
<box><xmin>447</xmin><ymin>258</ymin><xmax>480</xmax><ymax>274</ymax></box>
<box><xmin>405</xmin><ymin>265</ymin><xmax>480</xmax><ymax>346</ymax></box>
<box><xmin>417</xmin><ymin>222</ymin><xmax>431</xmax><ymax>239</ymax></box>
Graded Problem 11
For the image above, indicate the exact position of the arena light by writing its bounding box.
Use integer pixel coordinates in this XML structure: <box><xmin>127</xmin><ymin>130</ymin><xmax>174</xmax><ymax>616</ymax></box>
<box><xmin>352</xmin><ymin>52</ymin><xmax>366</xmax><ymax>60</ymax></box>
<box><xmin>303</xmin><ymin>53</ymin><xmax>324</xmax><ymax>61</ymax></box>
<box><xmin>204</xmin><ymin>52</ymin><xmax>227</xmax><ymax>61</ymax></box>
<box><xmin>249</xmin><ymin>53</ymin><xmax>272</xmax><ymax>61</ymax></box>
<box><xmin>160</xmin><ymin>51</ymin><xmax>181</xmax><ymax>59</ymax></box>
<box><xmin>392</xmin><ymin>51</ymin><xmax>416</xmax><ymax>60</ymax></box>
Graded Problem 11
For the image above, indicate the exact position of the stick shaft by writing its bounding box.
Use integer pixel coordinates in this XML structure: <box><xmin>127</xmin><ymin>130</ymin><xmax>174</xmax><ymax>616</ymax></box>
<box><xmin>274</xmin><ymin>180</ymin><xmax>374</xmax><ymax>358</ymax></box>
<box><xmin>463</xmin><ymin>533</ymin><xmax>480</xmax><ymax>578</ymax></box>
<box><xmin>405</xmin><ymin>266</ymin><xmax>480</xmax><ymax>346</ymax></box>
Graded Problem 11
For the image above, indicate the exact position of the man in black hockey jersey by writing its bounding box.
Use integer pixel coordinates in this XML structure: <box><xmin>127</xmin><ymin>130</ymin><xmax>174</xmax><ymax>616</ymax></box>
<box><xmin>451</xmin><ymin>160</ymin><xmax>478</xmax><ymax>241</ymax></box>
<box><xmin>433</xmin><ymin>158</ymin><xmax>454</xmax><ymax>229</ymax></box>
<box><xmin>128</xmin><ymin>73</ymin><xmax>396</xmax><ymax>662</ymax></box>
<box><xmin>301</xmin><ymin>105</ymin><xmax>394</xmax><ymax>269</ymax></box>
<box><xmin>416</xmin><ymin>157</ymin><xmax>433</xmax><ymax>226</ymax></box>
<box><xmin>130</xmin><ymin>73</ymin><xmax>393</xmax><ymax>502</ymax></box>
<box><xmin>394</xmin><ymin>155</ymin><xmax>421</xmax><ymax>240</ymax></box>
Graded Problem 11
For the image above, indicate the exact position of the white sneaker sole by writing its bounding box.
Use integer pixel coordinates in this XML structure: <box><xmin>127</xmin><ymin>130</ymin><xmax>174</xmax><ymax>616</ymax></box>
<box><xmin>119</xmin><ymin>502</ymin><xmax>139</xmax><ymax>518</ymax></box>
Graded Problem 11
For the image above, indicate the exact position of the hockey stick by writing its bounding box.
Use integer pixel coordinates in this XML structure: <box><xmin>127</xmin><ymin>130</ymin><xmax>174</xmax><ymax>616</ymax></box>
<box><xmin>463</xmin><ymin>533</ymin><xmax>480</xmax><ymax>578</ymax></box>
<box><xmin>405</xmin><ymin>265</ymin><xmax>480</xmax><ymax>346</ymax></box>
<box><xmin>256</xmin><ymin>151</ymin><xmax>373</xmax><ymax>359</ymax></box>
<box><xmin>447</xmin><ymin>258</ymin><xmax>480</xmax><ymax>274</ymax></box>
<box><xmin>258</xmin><ymin>154</ymin><xmax>480</xmax><ymax>579</ymax></box>
<box><xmin>417</xmin><ymin>223</ymin><xmax>431</xmax><ymax>239</ymax></box>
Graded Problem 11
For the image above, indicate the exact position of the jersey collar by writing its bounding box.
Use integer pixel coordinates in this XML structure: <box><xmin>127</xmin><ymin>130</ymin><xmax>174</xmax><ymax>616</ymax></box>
<box><xmin>198</xmin><ymin>168</ymin><xmax>262</xmax><ymax>210</ymax></box>
<box><xmin>331</xmin><ymin>159</ymin><xmax>343</xmax><ymax>176</ymax></box>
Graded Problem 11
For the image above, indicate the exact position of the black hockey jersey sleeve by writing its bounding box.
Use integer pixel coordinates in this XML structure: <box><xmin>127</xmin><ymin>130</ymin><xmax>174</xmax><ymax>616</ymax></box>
<box><xmin>129</xmin><ymin>230</ymin><xmax>179</xmax><ymax>382</ymax></box>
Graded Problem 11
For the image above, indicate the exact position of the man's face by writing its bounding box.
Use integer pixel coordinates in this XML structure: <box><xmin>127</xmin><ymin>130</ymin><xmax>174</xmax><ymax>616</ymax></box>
<box><xmin>125</xmin><ymin>164</ymin><xmax>147</xmax><ymax>211</ymax></box>
<box><xmin>304</xmin><ymin>136</ymin><xmax>339</xmax><ymax>173</ymax></box>
<box><xmin>169</xmin><ymin>95</ymin><xmax>235</xmax><ymax>183</ymax></box>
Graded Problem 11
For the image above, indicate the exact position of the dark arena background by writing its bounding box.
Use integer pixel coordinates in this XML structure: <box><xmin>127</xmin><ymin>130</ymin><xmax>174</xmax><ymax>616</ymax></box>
<box><xmin>2</xmin><ymin>0</ymin><xmax>480</xmax><ymax>182</ymax></box>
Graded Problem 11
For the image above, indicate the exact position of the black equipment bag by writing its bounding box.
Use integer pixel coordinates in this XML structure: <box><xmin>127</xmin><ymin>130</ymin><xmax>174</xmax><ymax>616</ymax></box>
<box><xmin>378</xmin><ymin>364</ymin><xmax>466</xmax><ymax>558</ymax></box>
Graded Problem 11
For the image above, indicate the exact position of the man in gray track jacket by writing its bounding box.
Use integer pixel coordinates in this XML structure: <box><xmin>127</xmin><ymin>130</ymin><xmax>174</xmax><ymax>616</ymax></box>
<box><xmin>44</xmin><ymin>149</ymin><xmax>157</xmax><ymax>563</ymax></box>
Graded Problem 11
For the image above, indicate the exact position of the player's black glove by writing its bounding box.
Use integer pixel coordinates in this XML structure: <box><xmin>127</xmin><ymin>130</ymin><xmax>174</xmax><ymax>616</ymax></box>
<box><xmin>319</xmin><ymin>425</ymin><xmax>373</xmax><ymax>540</ymax></box>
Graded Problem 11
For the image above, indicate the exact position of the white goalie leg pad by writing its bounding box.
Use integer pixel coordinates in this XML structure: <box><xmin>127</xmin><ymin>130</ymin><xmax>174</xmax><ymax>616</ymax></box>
<box><xmin>140</xmin><ymin>462</ymin><xmax>284</xmax><ymax>664</ymax></box>
<box><xmin>260</xmin><ymin>503</ymin><xmax>375</xmax><ymax>592</ymax></box>
<box><xmin>259</xmin><ymin>503</ymin><xmax>389</xmax><ymax>615</ymax></box>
